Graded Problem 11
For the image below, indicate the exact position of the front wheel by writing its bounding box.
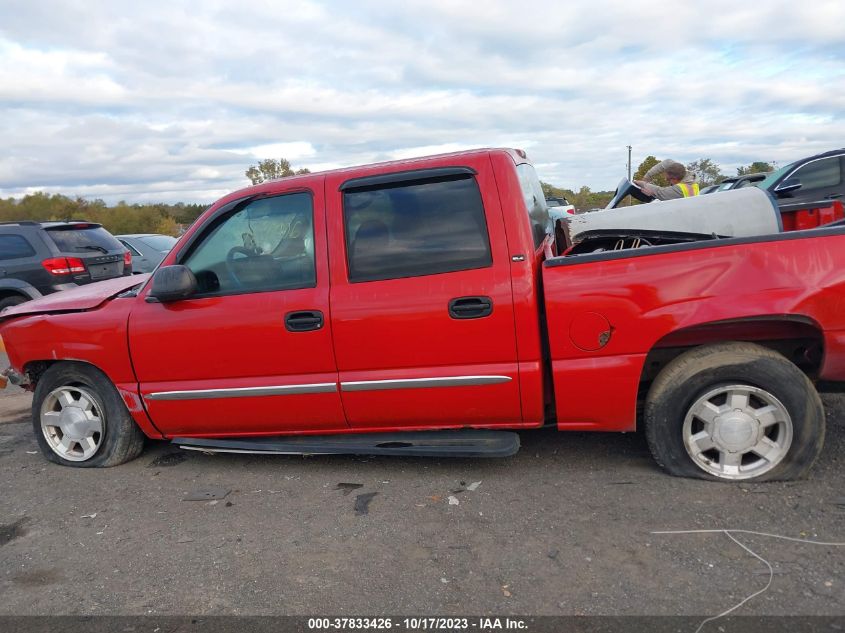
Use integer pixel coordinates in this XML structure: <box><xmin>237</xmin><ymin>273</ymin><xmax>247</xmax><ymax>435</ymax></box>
<box><xmin>644</xmin><ymin>342</ymin><xmax>825</xmax><ymax>482</ymax></box>
<box><xmin>32</xmin><ymin>363</ymin><xmax>145</xmax><ymax>467</ymax></box>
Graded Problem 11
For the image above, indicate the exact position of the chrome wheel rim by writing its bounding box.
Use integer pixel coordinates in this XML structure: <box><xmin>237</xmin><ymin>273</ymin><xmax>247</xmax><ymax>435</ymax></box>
<box><xmin>40</xmin><ymin>385</ymin><xmax>105</xmax><ymax>462</ymax></box>
<box><xmin>683</xmin><ymin>384</ymin><xmax>793</xmax><ymax>480</ymax></box>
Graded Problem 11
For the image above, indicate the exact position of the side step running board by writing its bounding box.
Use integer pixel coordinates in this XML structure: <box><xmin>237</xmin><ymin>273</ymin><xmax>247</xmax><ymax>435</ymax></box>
<box><xmin>173</xmin><ymin>430</ymin><xmax>520</xmax><ymax>458</ymax></box>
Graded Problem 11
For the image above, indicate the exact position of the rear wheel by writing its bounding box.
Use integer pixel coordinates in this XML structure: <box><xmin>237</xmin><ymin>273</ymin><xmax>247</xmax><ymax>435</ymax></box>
<box><xmin>0</xmin><ymin>295</ymin><xmax>28</xmax><ymax>311</ymax></box>
<box><xmin>644</xmin><ymin>342</ymin><xmax>824</xmax><ymax>482</ymax></box>
<box><xmin>32</xmin><ymin>363</ymin><xmax>145</xmax><ymax>467</ymax></box>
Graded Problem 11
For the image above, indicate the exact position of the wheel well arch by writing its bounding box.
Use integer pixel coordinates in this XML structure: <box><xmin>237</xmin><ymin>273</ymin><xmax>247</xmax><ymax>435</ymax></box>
<box><xmin>637</xmin><ymin>315</ymin><xmax>824</xmax><ymax>406</ymax></box>
<box><xmin>0</xmin><ymin>288</ymin><xmax>30</xmax><ymax>301</ymax></box>
<box><xmin>24</xmin><ymin>359</ymin><xmax>104</xmax><ymax>388</ymax></box>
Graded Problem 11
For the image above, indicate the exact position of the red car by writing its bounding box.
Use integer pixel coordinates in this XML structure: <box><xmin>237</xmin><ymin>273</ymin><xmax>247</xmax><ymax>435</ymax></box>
<box><xmin>2</xmin><ymin>148</ymin><xmax>843</xmax><ymax>482</ymax></box>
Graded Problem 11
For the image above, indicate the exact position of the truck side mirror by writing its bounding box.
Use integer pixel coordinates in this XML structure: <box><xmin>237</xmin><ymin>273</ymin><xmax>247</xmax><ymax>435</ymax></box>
<box><xmin>775</xmin><ymin>177</ymin><xmax>802</xmax><ymax>196</ymax></box>
<box><xmin>148</xmin><ymin>265</ymin><xmax>198</xmax><ymax>302</ymax></box>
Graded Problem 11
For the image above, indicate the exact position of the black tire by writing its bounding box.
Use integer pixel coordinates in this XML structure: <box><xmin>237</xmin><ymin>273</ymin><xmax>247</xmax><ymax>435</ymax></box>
<box><xmin>0</xmin><ymin>295</ymin><xmax>28</xmax><ymax>311</ymax></box>
<box><xmin>32</xmin><ymin>363</ymin><xmax>145</xmax><ymax>467</ymax></box>
<box><xmin>644</xmin><ymin>342</ymin><xmax>824</xmax><ymax>482</ymax></box>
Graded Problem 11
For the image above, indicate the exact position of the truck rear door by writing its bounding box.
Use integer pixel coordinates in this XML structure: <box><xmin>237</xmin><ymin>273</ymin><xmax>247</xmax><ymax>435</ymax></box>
<box><xmin>325</xmin><ymin>156</ymin><xmax>522</xmax><ymax>430</ymax></box>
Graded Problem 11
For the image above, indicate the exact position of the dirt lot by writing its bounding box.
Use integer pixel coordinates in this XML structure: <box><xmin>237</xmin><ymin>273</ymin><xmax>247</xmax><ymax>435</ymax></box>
<box><xmin>0</xmin><ymin>354</ymin><xmax>842</xmax><ymax>619</ymax></box>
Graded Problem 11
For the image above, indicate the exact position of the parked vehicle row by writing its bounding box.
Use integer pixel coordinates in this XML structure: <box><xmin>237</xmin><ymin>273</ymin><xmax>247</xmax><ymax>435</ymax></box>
<box><xmin>116</xmin><ymin>234</ymin><xmax>178</xmax><ymax>274</ymax></box>
<box><xmin>0</xmin><ymin>221</ymin><xmax>176</xmax><ymax>310</ymax></box>
<box><xmin>608</xmin><ymin>148</ymin><xmax>845</xmax><ymax>231</ymax></box>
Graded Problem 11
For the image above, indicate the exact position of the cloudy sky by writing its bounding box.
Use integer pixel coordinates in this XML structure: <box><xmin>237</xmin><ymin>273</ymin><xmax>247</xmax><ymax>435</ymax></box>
<box><xmin>1</xmin><ymin>0</ymin><xmax>844</xmax><ymax>204</ymax></box>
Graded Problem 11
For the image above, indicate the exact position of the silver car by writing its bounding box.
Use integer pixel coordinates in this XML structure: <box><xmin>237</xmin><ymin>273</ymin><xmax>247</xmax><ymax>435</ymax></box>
<box><xmin>115</xmin><ymin>234</ymin><xmax>178</xmax><ymax>274</ymax></box>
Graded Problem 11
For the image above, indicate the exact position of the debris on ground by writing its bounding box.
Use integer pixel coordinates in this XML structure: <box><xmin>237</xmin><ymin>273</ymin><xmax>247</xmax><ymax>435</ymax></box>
<box><xmin>354</xmin><ymin>492</ymin><xmax>378</xmax><ymax>516</ymax></box>
<box><xmin>467</xmin><ymin>481</ymin><xmax>482</xmax><ymax>491</ymax></box>
<box><xmin>502</xmin><ymin>585</ymin><xmax>512</xmax><ymax>597</ymax></box>
<box><xmin>0</xmin><ymin>518</ymin><xmax>28</xmax><ymax>546</ymax></box>
<box><xmin>148</xmin><ymin>452</ymin><xmax>187</xmax><ymax>468</ymax></box>
<box><xmin>448</xmin><ymin>496</ymin><xmax>460</xmax><ymax>506</ymax></box>
<box><xmin>80</xmin><ymin>513</ymin><xmax>98</xmax><ymax>519</ymax></box>
<box><xmin>335</xmin><ymin>483</ymin><xmax>364</xmax><ymax>496</ymax></box>
<box><xmin>183</xmin><ymin>487</ymin><xmax>230</xmax><ymax>501</ymax></box>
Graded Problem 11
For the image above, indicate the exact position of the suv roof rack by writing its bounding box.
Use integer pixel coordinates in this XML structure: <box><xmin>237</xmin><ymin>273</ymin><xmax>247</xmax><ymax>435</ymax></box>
<box><xmin>0</xmin><ymin>221</ymin><xmax>41</xmax><ymax>226</ymax></box>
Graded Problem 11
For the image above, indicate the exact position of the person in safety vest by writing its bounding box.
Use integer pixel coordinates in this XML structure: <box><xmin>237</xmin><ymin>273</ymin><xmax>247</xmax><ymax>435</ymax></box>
<box><xmin>634</xmin><ymin>159</ymin><xmax>700</xmax><ymax>201</ymax></box>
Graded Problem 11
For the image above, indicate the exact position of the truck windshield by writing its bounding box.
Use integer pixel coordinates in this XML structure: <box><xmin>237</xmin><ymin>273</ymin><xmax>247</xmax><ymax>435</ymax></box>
<box><xmin>516</xmin><ymin>163</ymin><xmax>551</xmax><ymax>248</ymax></box>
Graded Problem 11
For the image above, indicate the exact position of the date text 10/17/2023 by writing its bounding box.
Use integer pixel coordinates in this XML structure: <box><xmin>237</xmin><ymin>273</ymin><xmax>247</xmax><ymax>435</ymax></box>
<box><xmin>307</xmin><ymin>618</ymin><xmax>528</xmax><ymax>630</ymax></box>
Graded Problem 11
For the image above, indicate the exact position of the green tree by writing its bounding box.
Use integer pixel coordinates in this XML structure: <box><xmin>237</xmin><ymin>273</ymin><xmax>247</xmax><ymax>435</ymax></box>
<box><xmin>540</xmin><ymin>181</ymin><xmax>574</xmax><ymax>204</ymax></box>
<box><xmin>686</xmin><ymin>158</ymin><xmax>725</xmax><ymax>186</ymax></box>
<box><xmin>633</xmin><ymin>156</ymin><xmax>668</xmax><ymax>186</ymax></box>
<box><xmin>569</xmin><ymin>186</ymin><xmax>614</xmax><ymax>211</ymax></box>
<box><xmin>245</xmin><ymin>158</ymin><xmax>311</xmax><ymax>185</ymax></box>
<box><xmin>737</xmin><ymin>161</ymin><xmax>775</xmax><ymax>176</ymax></box>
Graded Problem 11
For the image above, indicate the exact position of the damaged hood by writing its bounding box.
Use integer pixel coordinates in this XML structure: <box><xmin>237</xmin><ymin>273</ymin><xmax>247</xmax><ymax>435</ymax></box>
<box><xmin>0</xmin><ymin>274</ymin><xmax>149</xmax><ymax>321</ymax></box>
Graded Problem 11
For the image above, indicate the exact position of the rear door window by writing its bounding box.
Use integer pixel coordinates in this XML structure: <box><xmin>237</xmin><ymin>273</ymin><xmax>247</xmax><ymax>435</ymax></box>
<box><xmin>342</xmin><ymin>173</ymin><xmax>492</xmax><ymax>283</ymax></box>
<box><xmin>45</xmin><ymin>226</ymin><xmax>123</xmax><ymax>253</ymax></box>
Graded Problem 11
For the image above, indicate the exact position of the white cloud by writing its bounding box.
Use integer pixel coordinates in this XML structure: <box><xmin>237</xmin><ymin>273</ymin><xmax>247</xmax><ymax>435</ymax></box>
<box><xmin>0</xmin><ymin>0</ymin><xmax>843</xmax><ymax>203</ymax></box>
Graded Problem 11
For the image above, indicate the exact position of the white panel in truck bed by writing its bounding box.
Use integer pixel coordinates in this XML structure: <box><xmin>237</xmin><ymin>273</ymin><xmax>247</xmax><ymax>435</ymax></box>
<box><xmin>564</xmin><ymin>187</ymin><xmax>781</xmax><ymax>245</ymax></box>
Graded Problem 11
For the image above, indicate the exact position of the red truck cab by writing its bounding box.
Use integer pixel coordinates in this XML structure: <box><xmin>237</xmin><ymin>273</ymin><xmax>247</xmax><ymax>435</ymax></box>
<box><xmin>2</xmin><ymin>148</ymin><xmax>843</xmax><ymax>482</ymax></box>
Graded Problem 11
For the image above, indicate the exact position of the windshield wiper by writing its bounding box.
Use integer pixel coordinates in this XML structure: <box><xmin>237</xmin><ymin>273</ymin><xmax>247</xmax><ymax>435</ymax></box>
<box><xmin>79</xmin><ymin>245</ymin><xmax>109</xmax><ymax>254</ymax></box>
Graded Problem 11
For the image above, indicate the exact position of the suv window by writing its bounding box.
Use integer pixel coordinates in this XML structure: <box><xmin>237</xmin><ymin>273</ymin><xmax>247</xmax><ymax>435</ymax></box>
<box><xmin>516</xmin><ymin>163</ymin><xmax>551</xmax><ymax>248</ymax></box>
<box><xmin>343</xmin><ymin>174</ymin><xmax>492</xmax><ymax>283</ymax></box>
<box><xmin>45</xmin><ymin>226</ymin><xmax>122</xmax><ymax>253</ymax></box>
<box><xmin>182</xmin><ymin>192</ymin><xmax>316</xmax><ymax>295</ymax></box>
<box><xmin>791</xmin><ymin>156</ymin><xmax>841</xmax><ymax>190</ymax></box>
<box><xmin>0</xmin><ymin>234</ymin><xmax>36</xmax><ymax>260</ymax></box>
<box><xmin>119</xmin><ymin>240</ymin><xmax>142</xmax><ymax>256</ymax></box>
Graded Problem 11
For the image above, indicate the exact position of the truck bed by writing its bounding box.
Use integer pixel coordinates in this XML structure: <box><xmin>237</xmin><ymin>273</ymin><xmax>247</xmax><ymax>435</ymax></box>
<box><xmin>542</xmin><ymin>224</ymin><xmax>845</xmax><ymax>431</ymax></box>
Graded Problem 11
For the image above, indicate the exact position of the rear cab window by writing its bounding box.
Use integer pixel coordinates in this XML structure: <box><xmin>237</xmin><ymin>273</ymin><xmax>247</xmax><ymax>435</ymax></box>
<box><xmin>515</xmin><ymin>163</ymin><xmax>551</xmax><ymax>249</ymax></box>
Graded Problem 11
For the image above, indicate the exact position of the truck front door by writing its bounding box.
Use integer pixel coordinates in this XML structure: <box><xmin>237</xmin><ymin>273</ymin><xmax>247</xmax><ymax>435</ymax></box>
<box><xmin>325</xmin><ymin>159</ymin><xmax>522</xmax><ymax>430</ymax></box>
<box><xmin>128</xmin><ymin>184</ymin><xmax>346</xmax><ymax>437</ymax></box>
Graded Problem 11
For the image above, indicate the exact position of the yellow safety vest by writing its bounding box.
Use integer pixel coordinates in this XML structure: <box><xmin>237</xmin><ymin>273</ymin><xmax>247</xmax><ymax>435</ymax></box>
<box><xmin>678</xmin><ymin>182</ymin><xmax>700</xmax><ymax>197</ymax></box>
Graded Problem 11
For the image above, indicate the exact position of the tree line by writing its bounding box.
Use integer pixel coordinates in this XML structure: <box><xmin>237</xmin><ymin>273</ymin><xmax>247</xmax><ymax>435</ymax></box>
<box><xmin>0</xmin><ymin>157</ymin><xmax>777</xmax><ymax>234</ymax></box>
<box><xmin>0</xmin><ymin>193</ymin><xmax>206</xmax><ymax>236</ymax></box>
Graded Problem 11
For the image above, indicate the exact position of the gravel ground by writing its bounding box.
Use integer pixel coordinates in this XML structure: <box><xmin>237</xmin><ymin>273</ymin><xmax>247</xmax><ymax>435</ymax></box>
<box><xmin>0</xmin><ymin>356</ymin><xmax>842</xmax><ymax>618</ymax></box>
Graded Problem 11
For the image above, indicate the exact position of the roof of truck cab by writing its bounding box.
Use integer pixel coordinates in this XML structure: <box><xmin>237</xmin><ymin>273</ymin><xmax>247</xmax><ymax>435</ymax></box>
<box><xmin>225</xmin><ymin>147</ymin><xmax>525</xmax><ymax>201</ymax></box>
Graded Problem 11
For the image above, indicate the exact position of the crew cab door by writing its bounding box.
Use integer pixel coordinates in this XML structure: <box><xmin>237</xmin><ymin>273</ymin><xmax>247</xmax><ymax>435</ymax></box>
<box><xmin>128</xmin><ymin>183</ymin><xmax>346</xmax><ymax>436</ymax></box>
<box><xmin>325</xmin><ymin>157</ymin><xmax>522</xmax><ymax>429</ymax></box>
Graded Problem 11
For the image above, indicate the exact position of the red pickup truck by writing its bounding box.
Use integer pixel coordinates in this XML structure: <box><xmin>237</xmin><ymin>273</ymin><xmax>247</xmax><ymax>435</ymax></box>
<box><xmin>2</xmin><ymin>148</ymin><xmax>843</xmax><ymax>482</ymax></box>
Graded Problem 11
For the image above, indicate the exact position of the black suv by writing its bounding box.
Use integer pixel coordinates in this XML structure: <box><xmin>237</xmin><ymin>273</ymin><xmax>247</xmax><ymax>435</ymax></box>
<box><xmin>757</xmin><ymin>148</ymin><xmax>845</xmax><ymax>211</ymax></box>
<box><xmin>0</xmin><ymin>221</ymin><xmax>131</xmax><ymax>311</ymax></box>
